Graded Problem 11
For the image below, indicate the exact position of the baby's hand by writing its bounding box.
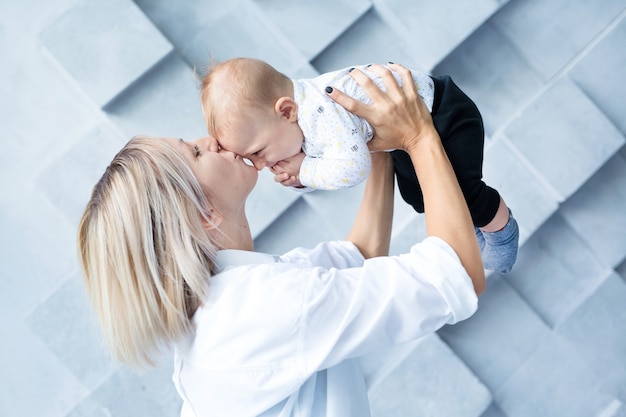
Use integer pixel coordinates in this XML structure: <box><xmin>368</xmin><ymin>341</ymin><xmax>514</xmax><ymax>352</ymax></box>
<box><xmin>273</xmin><ymin>173</ymin><xmax>302</xmax><ymax>188</ymax></box>
<box><xmin>271</xmin><ymin>152</ymin><xmax>306</xmax><ymax>188</ymax></box>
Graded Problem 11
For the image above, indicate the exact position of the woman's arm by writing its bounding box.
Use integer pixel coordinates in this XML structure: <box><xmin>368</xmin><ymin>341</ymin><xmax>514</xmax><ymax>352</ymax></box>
<box><xmin>328</xmin><ymin>64</ymin><xmax>485</xmax><ymax>295</ymax></box>
<box><xmin>345</xmin><ymin>151</ymin><xmax>395</xmax><ymax>259</ymax></box>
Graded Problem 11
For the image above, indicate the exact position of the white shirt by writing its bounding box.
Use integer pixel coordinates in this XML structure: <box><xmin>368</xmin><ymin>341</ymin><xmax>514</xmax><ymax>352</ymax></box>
<box><xmin>172</xmin><ymin>237</ymin><xmax>477</xmax><ymax>417</ymax></box>
<box><xmin>293</xmin><ymin>65</ymin><xmax>435</xmax><ymax>191</ymax></box>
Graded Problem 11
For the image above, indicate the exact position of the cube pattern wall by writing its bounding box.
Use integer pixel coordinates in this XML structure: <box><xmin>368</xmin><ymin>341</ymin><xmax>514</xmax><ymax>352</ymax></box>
<box><xmin>1</xmin><ymin>1</ymin><xmax>625</xmax><ymax>416</ymax></box>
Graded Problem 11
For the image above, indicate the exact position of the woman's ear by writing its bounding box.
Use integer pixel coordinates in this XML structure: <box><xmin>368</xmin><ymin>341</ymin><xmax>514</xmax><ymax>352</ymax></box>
<box><xmin>202</xmin><ymin>209</ymin><xmax>223</xmax><ymax>231</ymax></box>
<box><xmin>274</xmin><ymin>97</ymin><xmax>298</xmax><ymax>122</ymax></box>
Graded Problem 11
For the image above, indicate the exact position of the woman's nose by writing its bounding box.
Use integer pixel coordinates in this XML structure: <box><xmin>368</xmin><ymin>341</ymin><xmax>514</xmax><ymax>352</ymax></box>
<box><xmin>196</xmin><ymin>136</ymin><xmax>219</xmax><ymax>152</ymax></box>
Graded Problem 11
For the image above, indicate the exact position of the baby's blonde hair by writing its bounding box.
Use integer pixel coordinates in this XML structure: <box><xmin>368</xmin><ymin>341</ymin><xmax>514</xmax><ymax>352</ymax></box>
<box><xmin>200</xmin><ymin>57</ymin><xmax>292</xmax><ymax>137</ymax></box>
<box><xmin>78</xmin><ymin>136</ymin><xmax>218</xmax><ymax>368</ymax></box>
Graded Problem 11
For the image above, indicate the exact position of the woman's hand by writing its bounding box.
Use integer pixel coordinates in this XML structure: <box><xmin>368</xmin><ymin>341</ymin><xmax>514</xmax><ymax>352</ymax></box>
<box><xmin>326</xmin><ymin>63</ymin><xmax>436</xmax><ymax>153</ymax></box>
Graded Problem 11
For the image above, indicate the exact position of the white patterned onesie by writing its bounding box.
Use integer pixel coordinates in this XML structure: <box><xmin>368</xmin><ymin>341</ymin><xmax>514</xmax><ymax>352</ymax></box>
<box><xmin>293</xmin><ymin>64</ymin><xmax>435</xmax><ymax>191</ymax></box>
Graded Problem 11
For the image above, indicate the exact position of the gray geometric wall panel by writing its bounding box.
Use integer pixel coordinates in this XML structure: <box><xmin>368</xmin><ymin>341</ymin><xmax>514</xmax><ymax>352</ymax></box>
<box><xmin>2</xmin><ymin>0</ymin><xmax>626</xmax><ymax>416</ymax></box>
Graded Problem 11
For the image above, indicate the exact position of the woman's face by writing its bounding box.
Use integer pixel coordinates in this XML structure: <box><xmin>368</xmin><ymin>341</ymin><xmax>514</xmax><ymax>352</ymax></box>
<box><xmin>166</xmin><ymin>137</ymin><xmax>258</xmax><ymax>212</ymax></box>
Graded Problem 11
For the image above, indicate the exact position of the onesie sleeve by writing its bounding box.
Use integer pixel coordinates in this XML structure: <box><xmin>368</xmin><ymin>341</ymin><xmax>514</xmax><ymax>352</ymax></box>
<box><xmin>295</xmin><ymin>71</ymin><xmax>375</xmax><ymax>192</ymax></box>
<box><xmin>299</xmin><ymin>149</ymin><xmax>371</xmax><ymax>190</ymax></box>
<box><xmin>298</xmin><ymin>102</ymin><xmax>373</xmax><ymax>190</ymax></box>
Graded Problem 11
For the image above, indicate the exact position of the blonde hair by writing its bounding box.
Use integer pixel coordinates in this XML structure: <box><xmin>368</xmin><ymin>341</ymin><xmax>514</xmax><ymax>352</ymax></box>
<box><xmin>199</xmin><ymin>57</ymin><xmax>292</xmax><ymax>137</ymax></box>
<box><xmin>78</xmin><ymin>136</ymin><xmax>218</xmax><ymax>368</ymax></box>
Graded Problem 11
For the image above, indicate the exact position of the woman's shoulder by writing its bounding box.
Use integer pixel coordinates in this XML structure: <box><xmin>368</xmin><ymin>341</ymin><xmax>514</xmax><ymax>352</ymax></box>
<box><xmin>207</xmin><ymin>241</ymin><xmax>364</xmax><ymax>289</ymax></box>
<box><xmin>280</xmin><ymin>240</ymin><xmax>365</xmax><ymax>269</ymax></box>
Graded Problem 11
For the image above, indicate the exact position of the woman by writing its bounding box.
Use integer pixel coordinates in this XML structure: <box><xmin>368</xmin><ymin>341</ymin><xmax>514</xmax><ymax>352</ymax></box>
<box><xmin>78</xmin><ymin>64</ymin><xmax>485</xmax><ymax>416</ymax></box>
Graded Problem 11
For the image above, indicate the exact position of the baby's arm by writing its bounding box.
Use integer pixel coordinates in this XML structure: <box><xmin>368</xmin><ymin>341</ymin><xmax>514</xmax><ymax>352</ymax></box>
<box><xmin>296</xmin><ymin>97</ymin><xmax>373</xmax><ymax>190</ymax></box>
<box><xmin>271</xmin><ymin>148</ymin><xmax>372</xmax><ymax>191</ymax></box>
<box><xmin>298</xmin><ymin>143</ymin><xmax>372</xmax><ymax>190</ymax></box>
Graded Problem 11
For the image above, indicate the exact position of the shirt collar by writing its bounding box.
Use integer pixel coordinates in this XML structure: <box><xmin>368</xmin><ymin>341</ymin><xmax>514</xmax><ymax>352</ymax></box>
<box><xmin>214</xmin><ymin>249</ymin><xmax>281</xmax><ymax>273</ymax></box>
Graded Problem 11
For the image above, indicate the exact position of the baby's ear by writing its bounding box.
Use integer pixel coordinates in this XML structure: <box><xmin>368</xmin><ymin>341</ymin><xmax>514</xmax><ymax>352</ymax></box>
<box><xmin>275</xmin><ymin>97</ymin><xmax>298</xmax><ymax>122</ymax></box>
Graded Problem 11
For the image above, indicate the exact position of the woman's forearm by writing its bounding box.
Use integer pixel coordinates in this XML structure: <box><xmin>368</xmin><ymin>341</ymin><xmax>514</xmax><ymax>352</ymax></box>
<box><xmin>407</xmin><ymin>132</ymin><xmax>486</xmax><ymax>294</ymax></box>
<box><xmin>346</xmin><ymin>152</ymin><xmax>394</xmax><ymax>259</ymax></box>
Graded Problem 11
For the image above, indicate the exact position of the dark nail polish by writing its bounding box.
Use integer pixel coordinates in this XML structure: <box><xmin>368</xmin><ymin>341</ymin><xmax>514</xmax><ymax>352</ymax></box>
<box><xmin>388</xmin><ymin>61</ymin><xmax>394</xmax><ymax>64</ymax></box>
<box><xmin>325</xmin><ymin>86</ymin><xmax>333</xmax><ymax>94</ymax></box>
<box><xmin>348</xmin><ymin>67</ymin><xmax>355</xmax><ymax>72</ymax></box>
<box><xmin>366</xmin><ymin>64</ymin><xmax>372</xmax><ymax>68</ymax></box>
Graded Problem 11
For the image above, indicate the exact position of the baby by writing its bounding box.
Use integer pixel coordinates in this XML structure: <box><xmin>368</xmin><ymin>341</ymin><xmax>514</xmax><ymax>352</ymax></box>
<box><xmin>200</xmin><ymin>58</ymin><xmax>518</xmax><ymax>273</ymax></box>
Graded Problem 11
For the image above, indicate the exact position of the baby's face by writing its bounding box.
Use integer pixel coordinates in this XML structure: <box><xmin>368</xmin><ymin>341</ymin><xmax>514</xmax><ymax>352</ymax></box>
<box><xmin>219</xmin><ymin>113</ymin><xmax>303</xmax><ymax>171</ymax></box>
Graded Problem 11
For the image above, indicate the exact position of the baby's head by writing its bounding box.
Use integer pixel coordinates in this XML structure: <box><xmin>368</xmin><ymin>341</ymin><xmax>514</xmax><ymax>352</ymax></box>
<box><xmin>200</xmin><ymin>58</ymin><xmax>303</xmax><ymax>170</ymax></box>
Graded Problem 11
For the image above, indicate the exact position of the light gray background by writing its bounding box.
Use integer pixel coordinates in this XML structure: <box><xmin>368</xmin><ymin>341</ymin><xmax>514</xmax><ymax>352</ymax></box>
<box><xmin>1</xmin><ymin>0</ymin><xmax>626</xmax><ymax>416</ymax></box>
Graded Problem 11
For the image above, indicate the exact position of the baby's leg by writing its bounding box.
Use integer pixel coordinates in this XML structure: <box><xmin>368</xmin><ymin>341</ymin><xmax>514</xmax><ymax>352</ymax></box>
<box><xmin>392</xmin><ymin>75</ymin><xmax>519</xmax><ymax>272</ymax></box>
<box><xmin>477</xmin><ymin>197</ymin><xmax>519</xmax><ymax>273</ymax></box>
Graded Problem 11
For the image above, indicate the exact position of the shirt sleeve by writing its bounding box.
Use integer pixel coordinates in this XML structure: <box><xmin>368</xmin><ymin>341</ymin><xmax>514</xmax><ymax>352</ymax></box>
<box><xmin>295</xmin><ymin>236</ymin><xmax>478</xmax><ymax>374</ymax></box>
